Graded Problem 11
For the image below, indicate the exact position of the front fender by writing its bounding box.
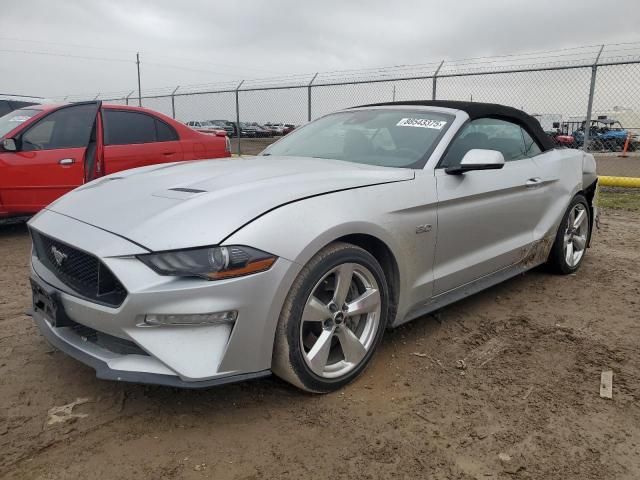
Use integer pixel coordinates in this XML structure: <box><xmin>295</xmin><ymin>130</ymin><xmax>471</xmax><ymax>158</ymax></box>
<box><xmin>225</xmin><ymin>177</ymin><xmax>439</xmax><ymax>334</ymax></box>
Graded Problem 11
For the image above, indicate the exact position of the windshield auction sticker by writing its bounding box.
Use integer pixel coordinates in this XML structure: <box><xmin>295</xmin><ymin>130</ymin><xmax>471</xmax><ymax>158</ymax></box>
<box><xmin>8</xmin><ymin>116</ymin><xmax>31</xmax><ymax>123</ymax></box>
<box><xmin>396</xmin><ymin>118</ymin><xmax>447</xmax><ymax>129</ymax></box>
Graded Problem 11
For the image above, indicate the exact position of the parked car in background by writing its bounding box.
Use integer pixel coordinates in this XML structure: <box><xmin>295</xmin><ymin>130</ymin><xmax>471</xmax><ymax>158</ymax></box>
<box><xmin>0</xmin><ymin>95</ymin><xmax>42</xmax><ymax>116</ymax></box>
<box><xmin>208</xmin><ymin>120</ymin><xmax>235</xmax><ymax>136</ymax></box>
<box><xmin>269</xmin><ymin>123</ymin><xmax>285</xmax><ymax>135</ymax></box>
<box><xmin>185</xmin><ymin>120</ymin><xmax>226</xmax><ymax>136</ymax></box>
<box><xmin>27</xmin><ymin>101</ymin><xmax>597</xmax><ymax>392</ymax></box>
<box><xmin>571</xmin><ymin>118</ymin><xmax>635</xmax><ymax>151</ymax></box>
<box><xmin>283</xmin><ymin>123</ymin><xmax>296</xmax><ymax>135</ymax></box>
<box><xmin>546</xmin><ymin>125</ymin><xmax>575</xmax><ymax>148</ymax></box>
<box><xmin>238</xmin><ymin>122</ymin><xmax>259</xmax><ymax>138</ymax></box>
<box><xmin>0</xmin><ymin>102</ymin><xmax>230</xmax><ymax>218</ymax></box>
<box><xmin>248</xmin><ymin>122</ymin><xmax>274</xmax><ymax>137</ymax></box>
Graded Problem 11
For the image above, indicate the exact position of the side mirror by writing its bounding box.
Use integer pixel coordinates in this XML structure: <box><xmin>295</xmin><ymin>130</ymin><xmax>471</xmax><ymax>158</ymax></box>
<box><xmin>2</xmin><ymin>138</ymin><xmax>17</xmax><ymax>152</ymax></box>
<box><xmin>445</xmin><ymin>149</ymin><xmax>505</xmax><ymax>175</ymax></box>
<box><xmin>215</xmin><ymin>131</ymin><xmax>227</xmax><ymax>137</ymax></box>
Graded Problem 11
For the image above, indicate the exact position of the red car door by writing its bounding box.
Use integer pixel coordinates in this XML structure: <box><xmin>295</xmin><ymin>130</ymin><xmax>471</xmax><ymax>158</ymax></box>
<box><xmin>102</xmin><ymin>108</ymin><xmax>183</xmax><ymax>174</ymax></box>
<box><xmin>0</xmin><ymin>103</ymin><xmax>99</xmax><ymax>216</ymax></box>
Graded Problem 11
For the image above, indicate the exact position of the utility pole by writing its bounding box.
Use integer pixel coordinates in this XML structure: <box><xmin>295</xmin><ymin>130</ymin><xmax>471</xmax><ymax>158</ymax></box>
<box><xmin>307</xmin><ymin>73</ymin><xmax>318</xmax><ymax>122</ymax></box>
<box><xmin>235</xmin><ymin>80</ymin><xmax>244</xmax><ymax>156</ymax></box>
<box><xmin>583</xmin><ymin>45</ymin><xmax>605</xmax><ymax>152</ymax></box>
<box><xmin>171</xmin><ymin>86</ymin><xmax>180</xmax><ymax>119</ymax></box>
<box><xmin>432</xmin><ymin>60</ymin><xmax>444</xmax><ymax>100</ymax></box>
<box><xmin>136</xmin><ymin>52</ymin><xmax>142</xmax><ymax>107</ymax></box>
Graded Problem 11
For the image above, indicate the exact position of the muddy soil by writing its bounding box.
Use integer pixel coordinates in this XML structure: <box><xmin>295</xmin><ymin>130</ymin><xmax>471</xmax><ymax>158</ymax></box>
<box><xmin>1</xmin><ymin>210</ymin><xmax>639</xmax><ymax>479</ymax></box>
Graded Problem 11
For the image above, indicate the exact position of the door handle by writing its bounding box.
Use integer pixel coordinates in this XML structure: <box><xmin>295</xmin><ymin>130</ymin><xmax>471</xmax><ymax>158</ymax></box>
<box><xmin>162</xmin><ymin>151</ymin><xmax>176</xmax><ymax>156</ymax></box>
<box><xmin>525</xmin><ymin>177</ymin><xmax>542</xmax><ymax>188</ymax></box>
<box><xmin>58</xmin><ymin>158</ymin><xmax>75</xmax><ymax>165</ymax></box>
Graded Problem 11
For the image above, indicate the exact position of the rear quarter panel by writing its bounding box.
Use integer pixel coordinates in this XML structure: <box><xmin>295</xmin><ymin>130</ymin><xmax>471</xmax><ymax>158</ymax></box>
<box><xmin>532</xmin><ymin>148</ymin><xmax>585</xmax><ymax>241</ymax></box>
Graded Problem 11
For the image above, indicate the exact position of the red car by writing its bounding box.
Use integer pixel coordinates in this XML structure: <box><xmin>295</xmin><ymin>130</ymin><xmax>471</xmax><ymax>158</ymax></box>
<box><xmin>0</xmin><ymin>102</ymin><xmax>230</xmax><ymax>219</ymax></box>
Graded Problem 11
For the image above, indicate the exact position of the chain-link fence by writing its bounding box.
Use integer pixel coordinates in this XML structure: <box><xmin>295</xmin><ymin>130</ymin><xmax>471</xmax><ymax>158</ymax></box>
<box><xmin>61</xmin><ymin>43</ymin><xmax>640</xmax><ymax>180</ymax></box>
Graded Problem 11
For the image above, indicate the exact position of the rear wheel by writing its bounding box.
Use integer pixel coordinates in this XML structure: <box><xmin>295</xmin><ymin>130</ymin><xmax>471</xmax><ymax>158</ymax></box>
<box><xmin>548</xmin><ymin>194</ymin><xmax>591</xmax><ymax>274</ymax></box>
<box><xmin>272</xmin><ymin>242</ymin><xmax>388</xmax><ymax>393</ymax></box>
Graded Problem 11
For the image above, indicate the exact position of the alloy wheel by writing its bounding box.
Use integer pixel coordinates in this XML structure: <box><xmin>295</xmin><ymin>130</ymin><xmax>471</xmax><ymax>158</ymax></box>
<box><xmin>300</xmin><ymin>263</ymin><xmax>381</xmax><ymax>379</ymax></box>
<box><xmin>563</xmin><ymin>203</ymin><xmax>589</xmax><ymax>268</ymax></box>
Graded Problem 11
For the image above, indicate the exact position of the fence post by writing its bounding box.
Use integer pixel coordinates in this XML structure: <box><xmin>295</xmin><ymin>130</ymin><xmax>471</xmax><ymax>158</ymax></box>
<box><xmin>235</xmin><ymin>80</ymin><xmax>244</xmax><ymax>156</ymax></box>
<box><xmin>171</xmin><ymin>86</ymin><xmax>180</xmax><ymax>119</ymax></box>
<box><xmin>125</xmin><ymin>90</ymin><xmax>134</xmax><ymax>106</ymax></box>
<box><xmin>308</xmin><ymin>73</ymin><xmax>318</xmax><ymax>122</ymax></box>
<box><xmin>583</xmin><ymin>45</ymin><xmax>604</xmax><ymax>152</ymax></box>
<box><xmin>432</xmin><ymin>60</ymin><xmax>445</xmax><ymax>100</ymax></box>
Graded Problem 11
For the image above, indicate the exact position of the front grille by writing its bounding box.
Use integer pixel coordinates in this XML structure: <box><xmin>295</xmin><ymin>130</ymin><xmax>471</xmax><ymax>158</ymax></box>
<box><xmin>31</xmin><ymin>230</ymin><xmax>127</xmax><ymax>307</ymax></box>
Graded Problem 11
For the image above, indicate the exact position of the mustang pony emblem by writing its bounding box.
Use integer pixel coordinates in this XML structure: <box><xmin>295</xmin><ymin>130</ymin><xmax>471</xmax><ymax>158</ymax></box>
<box><xmin>51</xmin><ymin>246</ymin><xmax>68</xmax><ymax>266</ymax></box>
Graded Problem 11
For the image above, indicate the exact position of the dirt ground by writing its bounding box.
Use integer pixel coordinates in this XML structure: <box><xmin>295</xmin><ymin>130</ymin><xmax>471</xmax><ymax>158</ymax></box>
<box><xmin>1</xmin><ymin>207</ymin><xmax>639</xmax><ymax>480</ymax></box>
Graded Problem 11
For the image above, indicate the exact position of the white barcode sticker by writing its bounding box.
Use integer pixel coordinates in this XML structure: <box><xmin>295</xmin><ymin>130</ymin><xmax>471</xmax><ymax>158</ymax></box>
<box><xmin>8</xmin><ymin>115</ymin><xmax>30</xmax><ymax>123</ymax></box>
<box><xmin>396</xmin><ymin>118</ymin><xmax>447</xmax><ymax>129</ymax></box>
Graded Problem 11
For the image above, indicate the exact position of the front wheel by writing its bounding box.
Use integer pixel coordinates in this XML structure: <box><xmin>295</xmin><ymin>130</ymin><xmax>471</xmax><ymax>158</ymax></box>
<box><xmin>548</xmin><ymin>194</ymin><xmax>591</xmax><ymax>274</ymax></box>
<box><xmin>272</xmin><ymin>242</ymin><xmax>388</xmax><ymax>393</ymax></box>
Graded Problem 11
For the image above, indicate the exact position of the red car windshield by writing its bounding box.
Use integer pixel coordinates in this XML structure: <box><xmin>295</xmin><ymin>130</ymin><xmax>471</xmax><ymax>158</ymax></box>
<box><xmin>0</xmin><ymin>108</ymin><xmax>41</xmax><ymax>138</ymax></box>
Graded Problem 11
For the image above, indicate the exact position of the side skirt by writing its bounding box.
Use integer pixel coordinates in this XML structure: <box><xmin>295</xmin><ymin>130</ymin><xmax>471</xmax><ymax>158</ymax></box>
<box><xmin>394</xmin><ymin>261</ymin><xmax>537</xmax><ymax>327</ymax></box>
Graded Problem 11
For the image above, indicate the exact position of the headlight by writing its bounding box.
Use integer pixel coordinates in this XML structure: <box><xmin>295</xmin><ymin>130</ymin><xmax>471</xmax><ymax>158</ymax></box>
<box><xmin>137</xmin><ymin>245</ymin><xmax>277</xmax><ymax>280</ymax></box>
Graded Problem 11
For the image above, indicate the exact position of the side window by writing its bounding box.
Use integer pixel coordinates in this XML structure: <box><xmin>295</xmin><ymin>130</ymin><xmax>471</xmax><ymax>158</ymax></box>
<box><xmin>103</xmin><ymin>110</ymin><xmax>156</xmax><ymax>145</ymax></box>
<box><xmin>156</xmin><ymin>119</ymin><xmax>178</xmax><ymax>142</ymax></box>
<box><xmin>441</xmin><ymin>117</ymin><xmax>527</xmax><ymax>167</ymax></box>
<box><xmin>21</xmin><ymin>105</ymin><xmax>95</xmax><ymax>151</ymax></box>
<box><xmin>521</xmin><ymin>128</ymin><xmax>542</xmax><ymax>157</ymax></box>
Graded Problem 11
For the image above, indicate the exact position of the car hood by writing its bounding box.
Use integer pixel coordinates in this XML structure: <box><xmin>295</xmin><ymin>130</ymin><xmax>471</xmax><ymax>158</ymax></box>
<box><xmin>46</xmin><ymin>156</ymin><xmax>414</xmax><ymax>252</ymax></box>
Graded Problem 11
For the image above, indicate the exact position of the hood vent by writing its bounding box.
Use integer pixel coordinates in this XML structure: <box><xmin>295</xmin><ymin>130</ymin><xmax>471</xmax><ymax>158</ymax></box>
<box><xmin>168</xmin><ymin>187</ymin><xmax>207</xmax><ymax>194</ymax></box>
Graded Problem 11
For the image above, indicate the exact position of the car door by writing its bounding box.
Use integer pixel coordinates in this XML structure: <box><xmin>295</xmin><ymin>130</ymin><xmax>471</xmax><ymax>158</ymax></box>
<box><xmin>432</xmin><ymin>117</ymin><xmax>548</xmax><ymax>295</ymax></box>
<box><xmin>102</xmin><ymin>109</ymin><xmax>183</xmax><ymax>175</ymax></box>
<box><xmin>0</xmin><ymin>103</ymin><xmax>99</xmax><ymax>215</ymax></box>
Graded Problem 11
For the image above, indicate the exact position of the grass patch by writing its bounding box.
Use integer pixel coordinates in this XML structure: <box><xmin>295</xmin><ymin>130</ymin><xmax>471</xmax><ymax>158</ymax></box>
<box><xmin>597</xmin><ymin>188</ymin><xmax>640</xmax><ymax>211</ymax></box>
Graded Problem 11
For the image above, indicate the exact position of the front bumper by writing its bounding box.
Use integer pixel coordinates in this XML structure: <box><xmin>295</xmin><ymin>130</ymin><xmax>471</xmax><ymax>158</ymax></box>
<box><xmin>28</xmin><ymin>210</ymin><xmax>299</xmax><ymax>388</ymax></box>
<box><xmin>31</xmin><ymin>303</ymin><xmax>270</xmax><ymax>388</ymax></box>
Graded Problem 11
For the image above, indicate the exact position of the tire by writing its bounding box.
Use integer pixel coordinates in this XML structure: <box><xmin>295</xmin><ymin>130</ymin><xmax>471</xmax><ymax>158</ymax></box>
<box><xmin>272</xmin><ymin>242</ymin><xmax>389</xmax><ymax>393</ymax></box>
<box><xmin>547</xmin><ymin>194</ymin><xmax>591</xmax><ymax>275</ymax></box>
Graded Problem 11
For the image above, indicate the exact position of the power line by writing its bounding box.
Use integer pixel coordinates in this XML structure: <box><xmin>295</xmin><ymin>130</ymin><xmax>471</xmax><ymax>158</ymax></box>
<box><xmin>143</xmin><ymin>53</ymin><xmax>280</xmax><ymax>76</ymax></box>
<box><xmin>0</xmin><ymin>35</ymin><xmax>281</xmax><ymax>77</ymax></box>
<box><xmin>0</xmin><ymin>36</ymin><xmax>135</xmax><ymax>54</ymax></box>
<box><xmin>39</xmin><ymin>40</ymin><xmax>640</xmax><ymax>100</ymax></box>
<box><xmin>0</xmin><ymin>48</ymin><xmax>132</xmax><ymax>63</ymax></box>
<box><xmin>144</xmin><ymin>61</ymin><xmax>247</xmax><ymax>78</ymax></box>
<box><xmin>0</xmin><ymin>47</ymin><xmax>280</xmax><ymax>81</ymax></box>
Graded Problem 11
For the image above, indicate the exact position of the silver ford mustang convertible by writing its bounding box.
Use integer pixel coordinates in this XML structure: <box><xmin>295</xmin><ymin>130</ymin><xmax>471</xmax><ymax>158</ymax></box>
<box><xmin>28</xmin><ymin>101</ymin><xmax>597</xmax><ymax>392</ymax></box>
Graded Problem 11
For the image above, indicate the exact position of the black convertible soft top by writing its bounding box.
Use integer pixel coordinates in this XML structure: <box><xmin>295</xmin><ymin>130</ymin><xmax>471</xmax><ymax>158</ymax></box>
<box><xmin>355</xmin><ymin>100</ymin><xmax>555</xmax><ymax>151</ymax></box>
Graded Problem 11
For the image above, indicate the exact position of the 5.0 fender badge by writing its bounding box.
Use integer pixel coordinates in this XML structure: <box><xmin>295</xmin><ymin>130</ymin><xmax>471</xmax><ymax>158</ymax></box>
<box><xmin>415</xmin><ymin>224</ymin><xmax>432</xmax><ymax>234</ymax></box>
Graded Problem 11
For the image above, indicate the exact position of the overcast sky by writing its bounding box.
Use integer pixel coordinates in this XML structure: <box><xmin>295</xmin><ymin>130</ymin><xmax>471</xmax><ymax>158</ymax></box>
<box><xmin>2</xmin><ymin>0</ymin><xmax>639</xmax><ymax>99</ymax></box>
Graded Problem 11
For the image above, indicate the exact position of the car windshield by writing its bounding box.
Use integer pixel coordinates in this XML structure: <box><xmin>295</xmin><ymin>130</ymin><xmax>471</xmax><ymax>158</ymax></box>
<box><xmin>261</xmin><ymin>109</ymin><xmax>453</xmax><ymax>168</ymax></box>
<box><xmin>0</xmin><ymin>108</ymin><xmax>41</xmax><ymax>138</ymax></box>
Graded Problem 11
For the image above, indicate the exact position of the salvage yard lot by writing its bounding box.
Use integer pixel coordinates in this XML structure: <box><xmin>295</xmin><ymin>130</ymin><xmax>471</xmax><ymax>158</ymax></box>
<box><xmin>0</xmin><ymin>207</ymin><xmax>639</xmax><ymax>479</ymax></box>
